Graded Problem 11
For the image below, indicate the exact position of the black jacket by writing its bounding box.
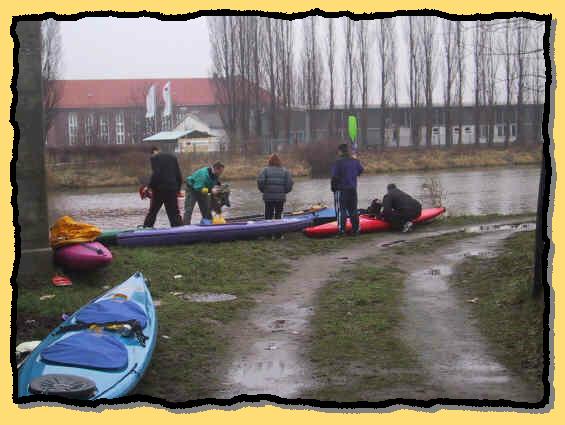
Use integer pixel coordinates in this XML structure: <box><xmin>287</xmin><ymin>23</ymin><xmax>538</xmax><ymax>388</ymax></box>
<box><xmin>382</xmin><ymin>187</ymin><xmax>422</xmax><ymax>216</ymax></box>
<box><xmin>148</xmin><ymin>153</ymin><xmax>183</xmax><ymax>192</ymax></box>
<box><xmin>257</xmin><ymin>166</ymin><xmax>294</xmax><ymax>202</ymax></box>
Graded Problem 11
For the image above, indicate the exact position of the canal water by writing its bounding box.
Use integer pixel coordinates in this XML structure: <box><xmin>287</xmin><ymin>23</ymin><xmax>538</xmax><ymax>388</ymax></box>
<box><xmin>48</xmin><ymin>166</ymin><xmax>540</xmax><ymax>231</ymax></box>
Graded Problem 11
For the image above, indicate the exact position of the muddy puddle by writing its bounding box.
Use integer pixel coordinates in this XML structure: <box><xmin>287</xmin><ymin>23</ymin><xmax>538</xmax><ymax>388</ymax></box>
<box><xmin>170</xmin><ymin>291</ymin><xmax>237</xmax><ymax>303</ymax></box>
<box><xmin>401</xmin><ymin>231</ymin><xmax>541</xmax><ymax>402</ymax></box>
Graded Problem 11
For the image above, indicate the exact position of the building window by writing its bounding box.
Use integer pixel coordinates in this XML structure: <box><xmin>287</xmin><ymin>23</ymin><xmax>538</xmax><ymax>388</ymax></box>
<box><xmin>99</xmin><ymin>114</ymin><xmax>109</xmax><ymax>143</ymax></box>
<box><xmin>480</xmin><ymin>125</ymin><xmax>488</xmax><ymax>139</ymax></box>
<box><xmin>292</xmin><ymin>131</ymin><xmax>305</xmax><ymax>143</ymax></box>
<box><xmin>496</xmin><ymin>109</ymin><xmax>504</xmax><ymax>123</ymax></box>
<box><xmin>497</xmin><ymin>125</ymin><xmax>505</xmax><ymax>138</ymax></box>
<box><xmin>68</xmin><ymin>113</ymin><xmax>78</xmax><ymax>145</ymax></box>
<box><xmin>511</xmin><ymin>123</ymin><xmax>517</xmax><ymax>137</ymax></box>
<box><xmin>115</xmin><ymin>112</ymin><xmax>125</xmax><ymax>144</ymax></box>
<box><xmin>85</xmin><ymin>114</ymin><xmax>95</xmax><ymax>145</ymax></box>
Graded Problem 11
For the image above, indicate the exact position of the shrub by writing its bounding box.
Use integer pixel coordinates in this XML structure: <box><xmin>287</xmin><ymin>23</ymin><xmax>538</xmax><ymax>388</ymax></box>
<box><xmin>299</xmin><ymin>139</ymin><xmax>342</xmax><ymax>178</ymax></box>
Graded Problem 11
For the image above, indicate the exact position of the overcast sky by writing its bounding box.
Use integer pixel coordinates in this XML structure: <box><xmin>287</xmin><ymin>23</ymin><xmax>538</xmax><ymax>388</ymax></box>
<box><xmin>60</xmin><ymin>17</ymin><xmax>212</xmax><ymax>79</ymax></box>
<box><xmin>59</xmin><ymin>17</ymin><xmax>545</xmax><ymax>105</ymax></box>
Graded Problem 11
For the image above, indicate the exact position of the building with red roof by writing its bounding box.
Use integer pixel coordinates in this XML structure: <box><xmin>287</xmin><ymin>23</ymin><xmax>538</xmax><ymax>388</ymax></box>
<box><xmin>46</xmin><ymin>78</ymin><xmax>238</xmax><ymax>147</ymax></box>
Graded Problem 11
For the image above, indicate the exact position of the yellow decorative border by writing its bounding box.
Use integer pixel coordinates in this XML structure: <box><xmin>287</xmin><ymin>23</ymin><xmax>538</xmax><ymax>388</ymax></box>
<box><xmin>1</xmin><ymin>0</ymin><xmax>559</xmax><ymax>422</ymax></box>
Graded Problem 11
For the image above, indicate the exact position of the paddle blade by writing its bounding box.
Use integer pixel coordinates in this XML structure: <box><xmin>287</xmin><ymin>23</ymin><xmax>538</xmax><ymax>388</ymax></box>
<box><xmin>348</xmin><ymin>115</ymin><xmax>358</xmax><ymax>143</ymax></box>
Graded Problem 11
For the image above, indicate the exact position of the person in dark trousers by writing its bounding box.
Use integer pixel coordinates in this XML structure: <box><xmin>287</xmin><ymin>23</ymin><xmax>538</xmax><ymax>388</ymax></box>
<box><xmin>184</xmin><ymin>161</ymin><xmax>225</xmax><ymax>224</ymax></box>
<box><xmin>382</xmin><ymin>183</ymin><xmax>422</xmax><ymax>232</ymax></box>
<box><xmin>257</xmin><ymin>153</ymin><xmax>294</xmax><ymax>220</ymax></box>
<box><xmin>143</xmin><ymin>146</ymin><xmax>183</xmax><ymax>228</ymax></box>
<box><xmin>331</xmin><ymin>144</ymin><xmax>364</xmax><ymax>235</ymax></box>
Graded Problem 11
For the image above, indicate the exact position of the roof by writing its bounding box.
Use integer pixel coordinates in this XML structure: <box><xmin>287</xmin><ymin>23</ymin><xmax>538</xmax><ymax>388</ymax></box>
<box><xmin>52</xmin><ymin>78</ymin><xmax>271</xmax><ymax>110</ymax></box>
<box><xmin>53</xmin><ymin>78</ymin><xmax>217</xmax><ymax>109</ymax></box>
<box><xmin>143</xmin><ymin>129</ymin><xmax>212</xmax><ymax>142</ymax></box>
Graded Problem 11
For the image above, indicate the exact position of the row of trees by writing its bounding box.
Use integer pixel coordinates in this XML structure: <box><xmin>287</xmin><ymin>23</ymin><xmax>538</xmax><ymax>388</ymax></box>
<box><xmin>208</xmin><ymin>16</ymin><xmax>546</xmax><ymax>150</ymax></box>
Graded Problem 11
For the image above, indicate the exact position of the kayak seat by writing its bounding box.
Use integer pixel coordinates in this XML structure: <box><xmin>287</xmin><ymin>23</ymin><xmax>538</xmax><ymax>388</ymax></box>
<box><xmin>76</xmin><ymin>299</ymin><xmax>148</xmax><ymax>329</ymax></box>
<box><xmin>41</xmin><ymin>331</ymin><xmax>128</xmax><ymax>370</ymax></box>
<box><xmin>29</xmin><ymin>373</ymin><xmax>97</xmax><ymax>398</ymax></box>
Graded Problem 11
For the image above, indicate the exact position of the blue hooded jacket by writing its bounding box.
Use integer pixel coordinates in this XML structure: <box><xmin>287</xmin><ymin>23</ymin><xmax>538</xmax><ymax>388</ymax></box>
<box><xmin>331</xmin><ymin>156</ymin><xmax>364</xmax><ymax>191</ymax></box>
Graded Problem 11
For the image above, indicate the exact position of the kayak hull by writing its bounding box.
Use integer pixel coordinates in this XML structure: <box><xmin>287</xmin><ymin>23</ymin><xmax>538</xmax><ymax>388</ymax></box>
<box><xmin>117</xmin><ymin>216</ymin><xmax>314</xmax><ymax>247</ymax></box>
<box><xmin>17</xmin><ymin>272</ymin><xmax>157</xmax><ymax>400</ymax></box>
<box><xmin>97</xmin><ymin>208</ymin><xmax>336</xmax><ymax>245</ymax></box>
<box><xmin>304</xmin><ymin>207</ymin><xmax>447</xmax><ymax>237</ymax></box>
<box><xmin>54</xmin><ymin>242</ymin><xmax>113</xmax><ymax>271</ymax></box>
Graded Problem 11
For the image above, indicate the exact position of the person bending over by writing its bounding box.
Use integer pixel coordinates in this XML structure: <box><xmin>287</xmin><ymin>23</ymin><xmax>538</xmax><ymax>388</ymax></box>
<box><xmin>184</xmin><ymin>161</ymin><xmax>225</xmax><ymax>225</ymax></box>
<box><xmin>382</xmin><ymin>183</ymin><xmax>422</xmax><ymax>232</ymax></box>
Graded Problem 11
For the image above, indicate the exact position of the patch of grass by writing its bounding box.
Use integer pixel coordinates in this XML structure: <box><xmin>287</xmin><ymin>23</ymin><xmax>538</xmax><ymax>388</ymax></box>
<box><xmin>449</xmin><ymin>231</ymin><xmax>544</xmax><ymax>394</ymax></box>
<box><xmin>302</xmin><ymin>262</ymin><xmax>423</xmax><ymax>401</ymax></box>
<box><xmin>434</xmin><ymin>213</ymin><xmax>536</xmax><ymax>227</ymax></box>
<box><xmin>390</xmin><ymin>231</ymin><xmax>475</xmax><ymax>256</ymax></box>
<box><xmin>15</xmin><ymin>232</ymin><xmax>391</xmax><ymax>400</ymax></box>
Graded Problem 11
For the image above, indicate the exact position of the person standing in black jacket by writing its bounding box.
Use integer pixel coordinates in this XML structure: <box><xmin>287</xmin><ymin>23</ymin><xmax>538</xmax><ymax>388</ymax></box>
<box><xmin>142</xmin><ymin>146</ymin><xmax>183</xmax><ymax>227</ymax></box>
<box><xmin>382</xmin><ymin>183</ymin><xmax>422</xmax><ymax>232</ymax></box>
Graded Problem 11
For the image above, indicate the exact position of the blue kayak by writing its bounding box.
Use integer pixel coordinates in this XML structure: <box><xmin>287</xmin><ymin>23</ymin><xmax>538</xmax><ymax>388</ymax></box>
<box><xmin>18</xmin><ymin>272</ymin><xmax>157</xmax><ymax>400</ymax></box>
<box><xmin>117</xmin><ymin>215</ymin><xmax>314</xmax><ymax>247</ymax></box>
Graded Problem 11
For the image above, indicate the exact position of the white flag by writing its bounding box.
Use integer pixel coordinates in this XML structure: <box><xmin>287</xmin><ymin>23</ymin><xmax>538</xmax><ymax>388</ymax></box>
<box><xmin>145</xmin><ymin>84</ymin><xmax>156</xmax><ymax>119</ymax></box>
<box><xmin>162</xmin><ymin>81</ymin><xmax>172</xmax><ymax>117</ymax></box>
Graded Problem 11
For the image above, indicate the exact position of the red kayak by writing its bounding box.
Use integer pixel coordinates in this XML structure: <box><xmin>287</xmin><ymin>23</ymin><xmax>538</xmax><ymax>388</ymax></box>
<box><xmin>303</xmin><ymin>207</ymin><xmax>446</xmax><ymax>237</ymax></box>
<box><xmin>54</xmin><ymin>242</ymin><xmax>113</xmax><ymax>271</ymax></box>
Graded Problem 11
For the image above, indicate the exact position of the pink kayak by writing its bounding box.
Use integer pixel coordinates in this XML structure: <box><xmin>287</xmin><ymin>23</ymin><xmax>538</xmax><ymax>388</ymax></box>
<box><xmin>54</xmin><ymin>242</ymin><xmax>113</xmax><ymax>271</ymax></box>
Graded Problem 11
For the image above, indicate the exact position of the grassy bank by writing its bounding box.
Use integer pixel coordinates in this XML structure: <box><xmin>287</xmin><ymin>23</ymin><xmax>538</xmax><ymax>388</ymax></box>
<box><xmin>301</xmin><ymin>263</ymin><xmax>423</xmax><ymax>401</ymax></box>
<box><xmin>46</xmin><ymin>145</ymin><xmax>541</xmax><ymax>189</ymax></box>
<box><xmin>15</xmin><ymin>231</ymin><xmax>381</xmax><ymax>401</ymax></box>
<box><xmin>301</xmin><ymin>229</ymin><xmax>483</xmax><ymax>401</ymax></box>
<box><xmin>16</xmin><ymin>216</ymin><xmax>541</xmax><ymax>401</ymax></box>
<box><xmin>449</xmin><ymin>231</ymin><xmax>544</xmax><ymax>395</ymax></box>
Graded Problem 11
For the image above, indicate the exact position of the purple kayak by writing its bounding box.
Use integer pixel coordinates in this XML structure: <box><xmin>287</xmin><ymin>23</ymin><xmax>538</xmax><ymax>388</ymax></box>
<box><xmin>54</xmin><ymin>242</ymin><xmax>113</xmax><ymax>271</ymax></box>
<box><xmin>117</xmin><ymin>216</ymin><xmax>314</xmax><ymax>247</ymax></box>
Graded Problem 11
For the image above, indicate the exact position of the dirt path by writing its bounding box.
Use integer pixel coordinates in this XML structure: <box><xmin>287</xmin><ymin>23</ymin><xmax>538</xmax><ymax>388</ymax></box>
<box><xmin>398</xmin><ymin>232</ymin><xmax>540</xmax><ymax>402</ymax></box>
<box><xmin>214</xmin><ymin>222</ymin><xmax>538</xmax><ymax>401</ymax></box>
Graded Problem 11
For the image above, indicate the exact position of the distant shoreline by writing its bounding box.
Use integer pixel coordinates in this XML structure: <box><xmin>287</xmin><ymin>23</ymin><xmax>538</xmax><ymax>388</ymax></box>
<box><xmin>46</xmin><ymin>145</ymin><xmax>542</xmax><ymax>190</ymax></box>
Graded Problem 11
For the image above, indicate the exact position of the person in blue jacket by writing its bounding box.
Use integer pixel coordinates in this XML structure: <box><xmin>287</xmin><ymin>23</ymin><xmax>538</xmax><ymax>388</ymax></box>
<box><xmin>331</xmin><ymin>144</ymin><xmax>364</xmax><ymax>235</ymax></box>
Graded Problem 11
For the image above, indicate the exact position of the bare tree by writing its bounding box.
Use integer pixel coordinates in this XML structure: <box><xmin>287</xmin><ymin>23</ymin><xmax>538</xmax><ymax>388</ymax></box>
<box><xmin>515</xmin><ymin>17</ymin><xmax>530</xmax><ymax>144</ymax></box>
<box><xmin>483</xmin><ymin>23</ymin><xmax>499</xmax><ymax>146</ymax></box>
<box><xmin>500</xmin><ymin>18</ymin><xmax>518</xmax><ymax>146</ymax></box>
<box><xmin>344</xmin><ymin>18</ymin><xmax>356</xmax><ymax>111</ymax></box>
<box><xmin>277</xmin><ymin>20</ymin><xmax>294</xmax><ymax>142</ymax></box>
<box><xmin>376</xmin><ymin>18</ymin><xmax>395</xmax><ymax>150</ymax></box>
<box><xmin>443</xmin><ymin>19</ymin><xmax>459</xmax><ymax>147</ymax></box>
<box><xmin>209</xmin><ymin>16</ymin><xmax>239</xmax><ymax>150</ymax></box>
<box><xmin>406</xmin><ymin>16</ymin><xmax>423</xmax><ymax>146</ymax></box>
<box><xmin>326</xmin><ymin>18</ymin><xmax>337</xmax><ymax>137</ymax></box>
<box><xmin>472</xmin><ymin>21</ymin><xmax>486</xmax><ymax>145</ymax></box>
<box><xmin>356</xmin><ymin>20</ymin><xmax>370</xmax><ymax>149</ymax></box>
<box><xmin>41</xmin><ymin>19</ymin><xmax>63</xmax><ymax>142</ymax></box>
<box><xmin>302</xmin><ymin>16</ymin><xmax>323</xmax><ymax>142</ymax></box>
<box><xmin>417</xmin><ymin>16</ymin><xmax>437</xmax><ymax>147</ymax></box>
<box><xmin>264</xmin><ymin>18</ymin><xmax>280</xmax><ymax>141</ymax></box>
<box><xmin>455</xmin><ymin>21</ymin><xmax>465</xmax><ymax>145</ymax></box>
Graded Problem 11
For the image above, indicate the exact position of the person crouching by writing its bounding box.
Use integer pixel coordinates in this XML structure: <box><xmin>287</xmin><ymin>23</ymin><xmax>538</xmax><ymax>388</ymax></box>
<box><xmin>382</xmin><ymin>183</ymin><xmax>422</xmax><ymax>232</ymax></box>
